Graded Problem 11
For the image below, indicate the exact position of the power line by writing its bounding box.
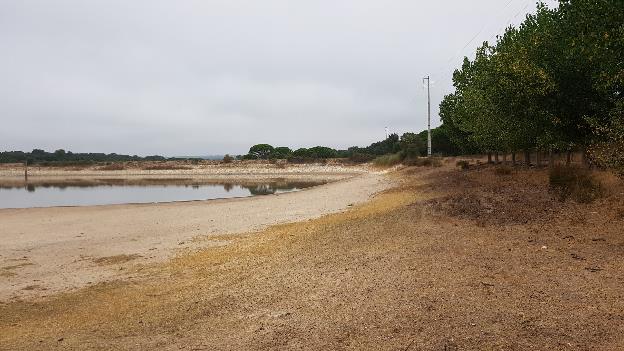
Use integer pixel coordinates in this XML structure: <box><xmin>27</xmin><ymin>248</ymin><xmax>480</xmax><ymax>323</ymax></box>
<box><xmin>443</xmin><ymin>0</ymin><xmax>520</xmax><ymax>67</ymax></box>
<box><xmin>431</xmin><ymin>0</ymin><xmax>539</xmax><ymax>86</ymax></box>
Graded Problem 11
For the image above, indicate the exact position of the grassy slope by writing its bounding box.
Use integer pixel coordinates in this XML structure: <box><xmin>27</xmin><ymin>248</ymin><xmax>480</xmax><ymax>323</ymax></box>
<box><xmin>1</xmin><ymin>165</ymin><xmax>624</xmax><ymax>350</ymax></box>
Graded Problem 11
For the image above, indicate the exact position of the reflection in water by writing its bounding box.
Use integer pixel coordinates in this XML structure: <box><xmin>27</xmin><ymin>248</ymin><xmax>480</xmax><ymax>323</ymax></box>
<box><xmin>0</xmin><ymin>178</ymin><xmax>326</xmax><ymax>209</ymax></box>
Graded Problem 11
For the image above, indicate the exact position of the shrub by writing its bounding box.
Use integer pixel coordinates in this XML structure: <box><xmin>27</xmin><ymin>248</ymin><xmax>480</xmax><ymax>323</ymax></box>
<box><xmin>494</xmin><ymin>165</ymin><xmax>513</xmax><ymax>175</ymax></box>
<box><xmin>456</xmin><ymin>160</ymin><xmax>470</xmax><ymax>170</ymax></box>
<box><xmin>142</xmin><ymin>163</ymin><xmax>192</xmax><ymax>170</ymax></box>
<box><xmin>373</xmin><ymin>153</ymin><xmax>403</xmax><ymax>167</ymax></box>
<box><xmin>403</xmin><ymin>157</ymin><xmax>442</xmax><ymax>167</ymax></box>
<box><xmin>349</xmin><ymin>152</ymin><xmax>375</xmax><ymax>163</ymax></box>
<box><xmin>222</xmin><ymin>154</ymin><xmax>233</xmax><ymax>163</ymax></box>
<box><xmin>549</xmin><ymin>165</ymin><xmax>602</xmax><ymax>203</ymax></box>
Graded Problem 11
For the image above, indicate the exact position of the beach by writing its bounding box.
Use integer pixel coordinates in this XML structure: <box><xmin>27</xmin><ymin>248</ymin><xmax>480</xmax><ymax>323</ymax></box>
<box><xmin>0</xmin><ymin>164</ymin><xmax>391</xmax><ymax>301</ymax></box>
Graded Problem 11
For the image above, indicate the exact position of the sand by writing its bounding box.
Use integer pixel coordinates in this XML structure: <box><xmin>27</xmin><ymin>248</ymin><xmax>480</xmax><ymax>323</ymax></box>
<box><xmin>0</xmin><ymin>171</ymin><xmax>392</xmax><ymax>301</ymax></box>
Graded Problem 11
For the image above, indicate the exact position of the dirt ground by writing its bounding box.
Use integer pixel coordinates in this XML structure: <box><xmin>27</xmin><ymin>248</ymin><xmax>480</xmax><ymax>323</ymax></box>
<box><xmin>1</xmin><ymin>164</ymin><xmax>624</xmax><ymax>350</ymax></box>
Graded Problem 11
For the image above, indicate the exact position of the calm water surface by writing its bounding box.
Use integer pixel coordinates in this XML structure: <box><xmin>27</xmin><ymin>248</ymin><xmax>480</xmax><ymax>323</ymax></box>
<box><xmin>0</xmin><ymin>179</ymin><xmax>326</xmax><ymax>209</ymax></box>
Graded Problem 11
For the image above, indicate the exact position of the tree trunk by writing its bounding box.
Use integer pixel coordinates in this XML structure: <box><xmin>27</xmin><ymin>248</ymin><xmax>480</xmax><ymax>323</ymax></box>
<box><xmin>566</xmin><ymin>151</ymin><xmax>572</xmax><ymax>165</ymax></box>
<box><xmin>494</xmin><ymin>152</ymin><xmax>499</xmax><ymax>164</ymax></box>
<box><xmin>512</xmin><ymin>152</ymin><xmax>516</xmax><ymax>166</ymax></box>
<box><xmin>582</xmin><ymin>147</ymin><xmax>590</xmax><ymax>168</ymax></box>
<box><xmin>549</xmin><ymin>149</ymin><xmax>554</xmax><ymax>168</ymax></box>
<box><xmin>536</xmin><ymin>150</ymin><xmax>541</xmax><ymax>167</ymax></box>
<box><xmin>503</xmin><ymin>153</ymin><xmax>508</xmax><ymax>165</ymax></box>
<box><xmin>524</xmin><ymin>150</ymin><xmax>531</xmax><ymax>166</ymax></box>
<box><xmin>487</xmin><ymin>152</ymin><xmax>492</xmax><ymax>164</ymax></box>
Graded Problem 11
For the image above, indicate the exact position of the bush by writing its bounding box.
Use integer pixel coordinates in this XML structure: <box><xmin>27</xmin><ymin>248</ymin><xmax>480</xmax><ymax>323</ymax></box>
<box><xmin>222</xmin><ymin>154</ymin><xmax>233</xmax><ymax>163</ymax></box>
<box><xmin>373</xmin><ymin>153</ymin><xmax>403</xmax><ymax>167</ymax></box>
<box><xmin>403</xmin><ymin>157</ymin><xmax>442</xmax><ymax>167</ymax></box>
<box><xmin>494</xmin><ymin>165</ymin><xmax>513</xmax><ymax>176</ymax></box>
<box><xmin>456</xmin><ymin>160</ymin><xmax>470</xmax><ymax>170</ymax></box>
<box><xmin>549</xmin><ymin>165</ymin><xmax>602</xmax><ymax>203</ymax></box>
<box><xmin>349</xmin><ymin>152</ymin><xmax>375</xmax><ymax>163</ymax></box>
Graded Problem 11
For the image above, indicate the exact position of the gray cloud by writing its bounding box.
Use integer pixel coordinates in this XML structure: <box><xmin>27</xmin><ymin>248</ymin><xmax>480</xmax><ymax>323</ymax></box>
<box><xmin>0</xmin><ymin>0</ymin><xmax>558</xmax><ymax>156</ymax></box>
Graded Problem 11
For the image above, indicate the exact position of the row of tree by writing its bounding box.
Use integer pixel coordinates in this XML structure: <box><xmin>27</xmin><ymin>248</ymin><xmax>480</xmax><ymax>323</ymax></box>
<box><xmin>241</xmin><ymin>125</ymin><xmax>464</xmax><ymax>162</ymax></box>
<box><xmin>439</xmin><ymin>0</ymin><xmax>623</xmax><ymax>170</ymax></box>
<box><xmin>0</xmin><ymin>149</ymin><xmax>167</xmax><ymax>164</ymax></box>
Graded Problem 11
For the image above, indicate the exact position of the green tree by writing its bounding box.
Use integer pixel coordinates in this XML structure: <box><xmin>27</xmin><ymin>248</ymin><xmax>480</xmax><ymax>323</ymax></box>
<box><xmin>247</xmin><ymin>144</ymin><xmax>275</xmax><ymax>159</ymax></box>
<box><xmin>271</xmin><ymin>147</ymin><xmax>293</xmax><ymax>159</ymax></box>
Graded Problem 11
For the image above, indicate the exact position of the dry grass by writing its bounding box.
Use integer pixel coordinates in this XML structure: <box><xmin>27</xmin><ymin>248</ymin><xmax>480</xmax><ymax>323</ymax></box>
<box><xmin>549</xmin><ymin>165</ymin><xmax>603</xmax><ymax>203</ymax></box>
<box><xmin>1</xmin><ymin>166</ymin><xmax>624</xmax><ymax>350</ymax></box>
<box><xmin>140</xmin><ymin>163</ymin><xmax>193</xmax><ymax>170</ymax></box>
<box><xmin>97</xmin><ymin>163</ymin><xmax>126</xmax><ymax>171</ymax></box>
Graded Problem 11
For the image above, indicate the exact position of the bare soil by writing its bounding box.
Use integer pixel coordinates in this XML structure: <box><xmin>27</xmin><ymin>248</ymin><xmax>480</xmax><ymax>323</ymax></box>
<box><xmin>1</xmin><ymin>165</ymin><xmax>623</xmax><ymax>350</ymax></box>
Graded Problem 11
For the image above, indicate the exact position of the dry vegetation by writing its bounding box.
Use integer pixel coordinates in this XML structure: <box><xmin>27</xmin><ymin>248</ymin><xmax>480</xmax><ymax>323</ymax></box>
<box><xmin>1</xmin><ymin>165</ymin><xmax>623</xmax><ymax>350</ymax></box>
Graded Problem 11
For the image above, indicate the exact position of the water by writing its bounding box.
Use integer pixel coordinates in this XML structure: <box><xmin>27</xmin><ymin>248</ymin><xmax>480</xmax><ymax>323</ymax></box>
<box><xmin>0</xmin><ymin>178</ymin><xmax>326</xmax><ymax>209</ymax></box>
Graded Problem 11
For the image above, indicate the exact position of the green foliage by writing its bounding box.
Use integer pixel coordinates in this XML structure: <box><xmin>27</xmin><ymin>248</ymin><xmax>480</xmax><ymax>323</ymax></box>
<box><xmin>549</xmin><ymin>165</ymin><xmax>602</xmax><ymax>203</ymax></box>
<box><xmin>292</xmin><ymin>148</ymin><xmax>310</xmax><ymax>158</ymax></box>
<box><xmin>349</xmin><ymin>134</ymin><xmax>401</xmax><ymax>156</ymax></box>
<box><xmin>372</xmin><ymin>153</ymin><xmax>403</xmax><ymax>167</ymax></box>
<box><xmin>399</xmin><ymin>132</ymin><xmax>423</xmax><ymax>158</ymax></box>
<box><xmin>307</xmin><ymin>146</ymin><xmax>338</xmax><ymax>159</ymax></box>
<box><xmin>247</xmin><ymin>144</ymin><xmax>275</xmax><ymax>159</ymax></box>
<box><xmin>271</xmin><ymin>147</ymin><xmax>293</xmax><ymax>159</ymax></box>
<box><xmin>0</xmin><ymin>149</ymin><xmax>166</xmax><ymax>164</ymax></box>
<box><xmin>348</xmin><ymin>152</ymin><xmax>376</xmax><ymax>163</ymax></box>
<box><xmin>439</xmin><ymin>0</ymin><xmax>623</xmax><ymax>167</ymax></box>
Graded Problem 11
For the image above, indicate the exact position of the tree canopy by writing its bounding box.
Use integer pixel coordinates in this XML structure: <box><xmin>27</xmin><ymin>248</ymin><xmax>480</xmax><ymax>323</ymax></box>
<box><xmin>439</xmin><ymin>0</ymin><xmax>623</xmax><ymax>171</ymax></box>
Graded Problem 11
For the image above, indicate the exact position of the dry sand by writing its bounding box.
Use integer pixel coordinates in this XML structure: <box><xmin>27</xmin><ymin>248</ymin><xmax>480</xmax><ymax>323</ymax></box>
<box><xmin>0</xmin><ymin>171</ymin><xmax>392</xmax><ymax>301</ymax></box>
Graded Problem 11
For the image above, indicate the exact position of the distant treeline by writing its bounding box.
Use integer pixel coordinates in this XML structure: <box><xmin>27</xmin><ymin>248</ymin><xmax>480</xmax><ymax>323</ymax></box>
<box><xmin>239</xmin><ymin>125</ymin><xmax>464</xmax><ymax>162</ymax></box>
<box><xmin>439</xmin><ymin>0</ymin><xmax>623</xmax><ymax>171</ymax></box>
<box><xmin>0</xmin><ymin>149</ymin><xmax>167</xmax><ymax>165</ymax></box>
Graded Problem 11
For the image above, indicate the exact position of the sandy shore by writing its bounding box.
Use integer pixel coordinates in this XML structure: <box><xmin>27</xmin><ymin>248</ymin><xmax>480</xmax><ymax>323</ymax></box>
<box><xmin>0</xmin><ymin>171</ymin><xmax>391</xmax><ymax>301</ymax></box>
<box><xmin>0</xmin><ymin>161</ymin><xmax>369</xmax><ymax>178</ymax></box>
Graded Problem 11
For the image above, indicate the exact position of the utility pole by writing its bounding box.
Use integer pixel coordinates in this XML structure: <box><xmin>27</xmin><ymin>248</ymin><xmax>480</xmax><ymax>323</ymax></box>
<box><xmin>423</xmin><ymin>76</ymin><xmax>432</xmax><ymax>156</ymax></box>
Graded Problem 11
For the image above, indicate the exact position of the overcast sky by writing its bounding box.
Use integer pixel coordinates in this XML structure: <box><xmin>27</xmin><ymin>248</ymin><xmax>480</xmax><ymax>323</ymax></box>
<box><xmin>0</xmin><ymin>0</ymin><xmax>558</xmax><ymax>156</ymax></box>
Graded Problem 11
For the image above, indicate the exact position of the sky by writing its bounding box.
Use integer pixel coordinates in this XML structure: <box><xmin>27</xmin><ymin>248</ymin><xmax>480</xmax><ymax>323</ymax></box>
<box><xmin>0</xmin><ymin>0</ymin><xmax>559</xmax><ymax>156</ymax></box>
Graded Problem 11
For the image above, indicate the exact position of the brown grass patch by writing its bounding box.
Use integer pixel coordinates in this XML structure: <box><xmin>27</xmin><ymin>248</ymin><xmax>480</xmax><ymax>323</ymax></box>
<box><xmin>424</xmin><ymin>168</ymin><xmax>562</xmax><ymax>225</ymax></box>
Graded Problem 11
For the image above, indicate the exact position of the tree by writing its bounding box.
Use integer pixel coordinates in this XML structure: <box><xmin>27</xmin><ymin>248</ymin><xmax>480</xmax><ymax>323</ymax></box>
<box><xmin>400</xmin><ymin>132</ymin><xmax>424</xmax><ymax>158</ymax></box>
<box><xmin>292</xmin><ymin>148</ymin><xmax>310</xmax><ymax>158</ymax></box>
<box><xmin>271</xmin><ymin>147</ymin><xmax>293</xmax><ymax>159</ymax></box>
<box><xmin>307</xmin><ymin>146</ymin><xmax>338</xmax><ymax>159</ymax></box>
<box><xmin>247</xmin><ymin>144</ymin><xmax>274</xmax><ymax>159</ymax></box>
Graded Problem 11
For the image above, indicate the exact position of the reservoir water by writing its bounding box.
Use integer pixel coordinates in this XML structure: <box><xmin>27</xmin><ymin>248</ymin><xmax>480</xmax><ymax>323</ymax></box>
<box><xmin>0</xmin><ymin>178</ymin><xmax>326</xmax><ymax>209</ymax></box>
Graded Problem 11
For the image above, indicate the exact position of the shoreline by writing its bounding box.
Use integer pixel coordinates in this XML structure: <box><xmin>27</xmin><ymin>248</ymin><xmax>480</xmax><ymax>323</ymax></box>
<box><xmin>0</xmin><ymin>170</ymin><xmax>392</xmax><ymax>301</ymax></box>
<box><xmin>0</xmin><ymin>161</ymin><xmax>370</xmax><ymax>178</ymax></box>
